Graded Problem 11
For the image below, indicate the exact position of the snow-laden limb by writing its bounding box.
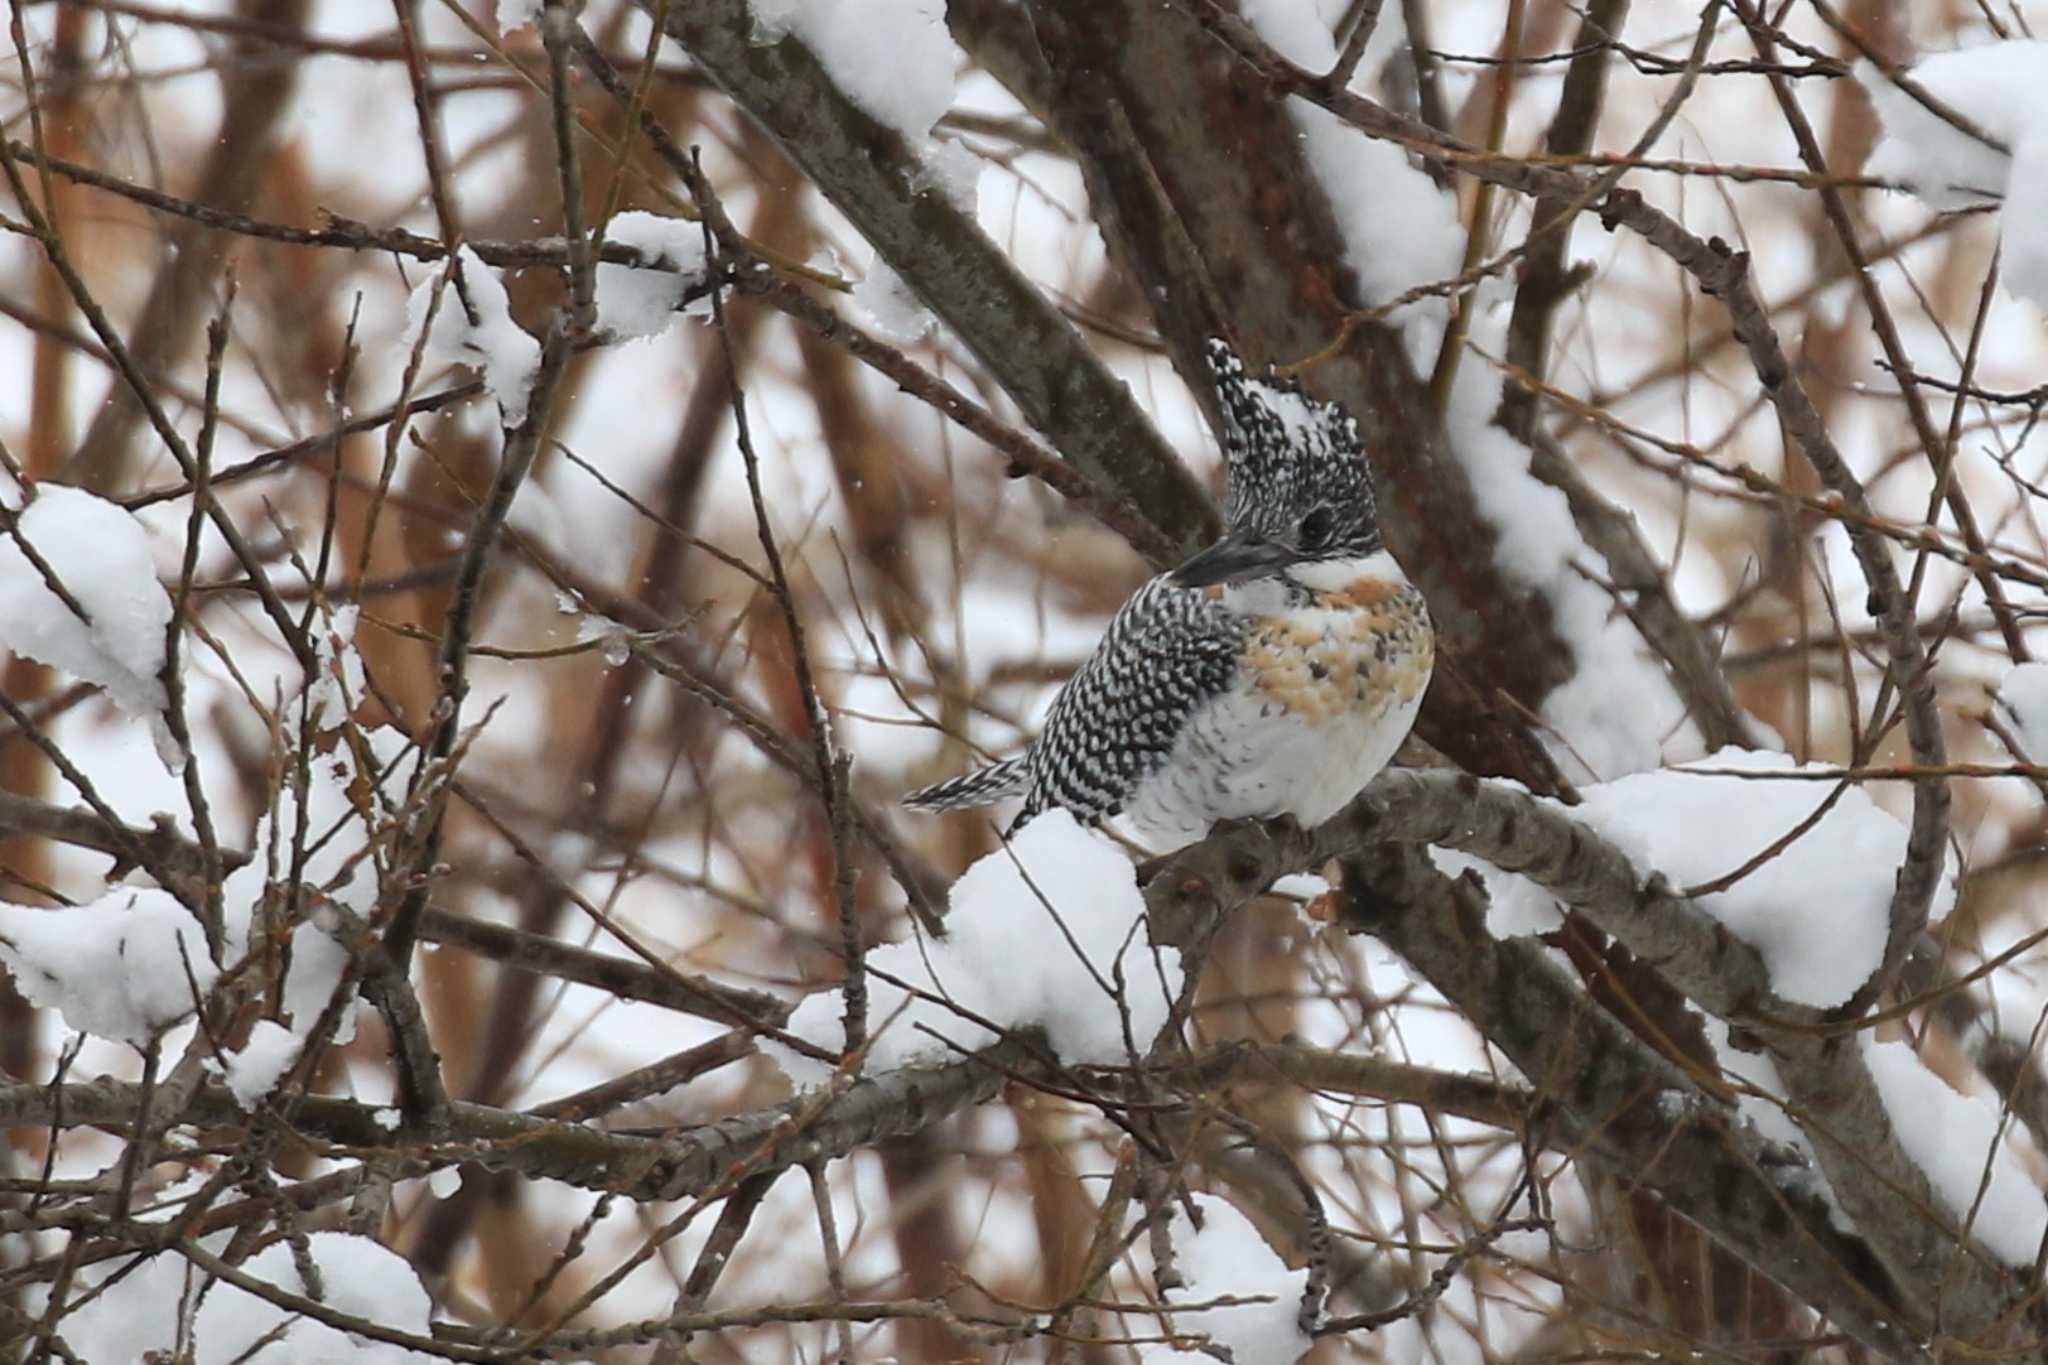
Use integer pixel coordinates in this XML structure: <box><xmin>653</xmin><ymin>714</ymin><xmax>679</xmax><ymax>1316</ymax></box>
<box><xmin>1317</xmin><ymin>771</ymin><xmax>2013</xmax><ymax>1342</ymax></box>
<box><xmin>52</xmin><ymin>1230</ymin><xmax>440</xmax><ymax>1363</ymax></box>
<box><xmin>765</xmin><ymin>810</ymin><xmax>1182</xmax><ymax>1087</ymax></box>
<box><xmin>747</xmin><ymin>0</ymin><xmax>956</xmax><ymax>147</ymax></box>
<box><xmin>1864</xmin><ymin>1038</ymin><xmax>2048</xmax><ymax>1266</ymax></box>
<box><xmin>403</xmin><ymin>244</ymin><xmax>542</xmax><ymax>427</ymax></box>
<box><xmin>1138</xmin><ymin>1194</ymin><xmax>1312</xmax><ymax>1365</ymax></box>
<box><xmin>1237</xmin><ymin>1</ymin><xmax>1459</xmax><ymax>321</ymax></box>
<box><xmin>593</xmin><ymin>210</ymin><xmax>709</xmax><ymax>340</ymax></box>
<box><xmin>1577</xmin><ymin>749</ymin><xmax>1943</xmax><ymax>1006</ymax></box>
<box><xmin>1862</xmin><ymin>41</ymin><xmax>2048</xmax><ymax>310</ymax></box>
<box><xmin>1447</xmin><ymin>750</ymin><xmax>1948</xmax><ymax>1007</ymax></box>
<box><xmin>0</xmin><ymin>888</ymin><xmax>216</xmax><ymax>1046</ymax></box>
<box><xmin>0</xmin><ymin>482</ymin><xmax>172</xmax><ymax>739</ymax></box>
<box><xmin>219</xmin><ymin>1018</ymin><xmax>301</xmax><ymax>1109</ymax></box>
<box><xmin>651</xmin><ymin>0</ymin><xmax>1218</xmax><ymax>562</ymax></box>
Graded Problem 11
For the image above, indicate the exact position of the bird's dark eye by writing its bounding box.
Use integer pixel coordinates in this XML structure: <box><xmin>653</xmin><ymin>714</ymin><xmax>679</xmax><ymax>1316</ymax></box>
<box><xmin>1298</xmin><ymin>506</ymin><xmax>1336</xmax><ymax>550</ymax></box>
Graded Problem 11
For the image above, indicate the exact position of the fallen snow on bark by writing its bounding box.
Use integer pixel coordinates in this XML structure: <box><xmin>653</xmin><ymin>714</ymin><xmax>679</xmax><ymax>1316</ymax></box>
<box><xmin>1574</xmin><ymin>749</ymin><xmax>1946</xmax><ymax>1006</ymax></box>
<box><xmin>1137</xmin><ymin>1194</ymin><xmax>1313</xmax><ymax>1365</ymax></box>
<box><xmin>748</xmin><ymin>0</ymin><xmax>958</xmax><ymax>147</ymax></box>
<box><xmin>0</xmin><ymin>482</ymin><xmax>174</xmax><ymax>754</ymax></box>
<box><xmin>0</xmin><ymin>888</ymin><xmax>215</xmax><ymax>1046</ymax></box>
<box><xmin>593</xmin><ymin>211</ymin><xmax>709</xmax><ymax>341</ymax></box>
<box><xmin>1453</xmin><ymin>749</ymin><xmax>1948</xmax><ymax>1007</ymax></box>
<box><xmin>220</xmin><ymin>1018</ymin><xmax>301</xmax><ymax>1108</ymax></box>
<box><xmin>1863</xmin><ymin>40</ymin><xmax>2048</xmax><ymax>311</ymax></box>
<box><xmin>1237</xmin><ymin>0</ymin><xmax>1461</xmax><ymax>320</ymax></box>
<box><xmin>766</xmin><ymin>810</ymin><xmax>1181</xmax><ymax>1086</ymax></box>
<box><xmin>852</xmin><ymin>256</ymin><xmax>936</xmax><ymax>341</ymax></box>
<box><xmin>404</xmin><ymin>243</ymin><xmax>541</xmax><ymax>427</ymax></box>
<box><xmin>1865</xmin><ymin>1037</ymin><xmax>2048</xmax><ymax>1265</ymax></box>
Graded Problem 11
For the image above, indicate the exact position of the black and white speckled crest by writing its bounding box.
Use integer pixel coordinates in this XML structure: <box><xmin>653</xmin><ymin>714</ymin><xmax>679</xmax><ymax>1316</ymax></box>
<box><xmin>1207</xmin><ymin>338</ymin><xmax>1378</xmax><ymax>553</ymax></box>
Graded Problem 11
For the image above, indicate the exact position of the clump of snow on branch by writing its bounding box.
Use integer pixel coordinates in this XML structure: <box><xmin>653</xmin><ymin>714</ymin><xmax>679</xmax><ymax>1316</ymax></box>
<box><xmin>1237</xmin><ymin>2</ymin><xmax>1694</xmax><ymax>780</ymax></box>
<box><xmin>0</xmin><ymin>888</ymin><xmax>216</xmax><ymax>1047</ymax></box>
<box><xmin>748</xmin><ymin>0</ymin><xmax>958</xmax><ymax>146</ymax></box>
<box><xmin>1862</xmin><ymin>41</ymin><xmax>2048</xmax><ymax>311</ymax></box>
<box><xmin>1864</xmin><ymin>1038</ymin><xmax>2048</xmax><ymax>1265</ymax></box>
<box><xmin>767</xmin><ymin>810</ymin><xmax>1181</xmax><ymax>1087</ymax></box>
<box><xmin>1138</xmin><ymin>1194</ymin><xmax>1313</xmax><ymax>1365</ymax></box>
<box><xmin>853</xmin><ymin>257</ymin><xmax>936</xmax><ymax>341</ymax></box>
<box><xmin>0</xmin><ymin>482</ymin><xmax>174</xmax><ymax>754</ymax></box>
<box><xmin>593</xmin><ymin>211</ymin><xmax>709</xmax><ymax>341</ymax></box>
<box><xmin>1450</xmin><ymin>750</ymin><xmax>1947</xmax><ymax>1004</ymax></box>
<box><xmin>404</xmin><ymin>244</ymin><xmax>541</xmax><ymax>427</ymax></box>
<box><xmin>1237</xmin><ymin>1</ymin><xmax>1460</xmax><ymax>316</ymax></box>
<box><xmin>1579</xmin><ymin>749</ymin><xmax>1945</xmax><ymax>1006</ymax></box>
<box><xmin>1995</xmin><ymin>660</ymin><xmax>2048</xmax><ymax>763</ymax></box>
<box><xmin>53</xmin><ymin>1230</ymin><xmax>440</xmax><ymax>1363</ymax></box>
<box><xmin>220</xmin><ymin>1018</ymin><xmax>301</xmax><ymax>1108</ymax></box>
<box><xmin>746</xmin><ymin>0</ymin><xmax>972</xmax><ymax>324</ymax></box>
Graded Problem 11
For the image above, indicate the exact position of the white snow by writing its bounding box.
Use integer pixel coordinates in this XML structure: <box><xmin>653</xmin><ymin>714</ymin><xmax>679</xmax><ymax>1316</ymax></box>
<box><xmin>428</xmin><ymin>1165</ymin><xmax>463</xmax><ymax>1199</ymax></box>
<box><xmin>222</xmin><ymin>1018</ymin><xmax>300</xmax><ymax>1108</ymax></box>
<box><xmin>1446</xmin><ymin>750</ymin><xmax>1947</xmax><ymax>1003</ymax></box>
<box><xmin>0</xmin><ymin>482</ymin><xmax>172</xmax><ymax>736</ymax></box>
<box><xmin>1996</xmin><ymin>660</ymin><xmax>2048</xmax><ymax>763</ymax></box>
<box><xmin>53</xmin><ymin>1230</ymin><xmax>440</xmax><ymax>1363</ymax></box>
<box><xmin>1237</xmin><ymin>1</ymin><xmax>1461</xmax><ymax>318</ymax></box>
<box><xmin>593</xmin><ymin>211</ymin><xmax>709</xmax><ymax>341</ymax></box>
<box><xmin>851</xmin><ymin>257</ymin><xmax>935</xmax><ymax>341</ymax></box>
<box><xmin>747</xmin><ymin>0</ymin><xmax>958</xmax><ymax>145</ymax></box>
<box><xmin>1138</xmin><ymin>1194</ymin><xmax>1312</xmax><ymax>1365</ymax></box>
<box><xmin>765</xmin><ymin>810</ymin><xmax>1182</xmax><ymax>1087</ymax></box>
<box><xmin>1571</xmin><ymin>749</ymin><xmax>1948</xmax><ymax>1006</ymax></box>
<box><xmin>281</xmin><ymin>912</ymin><xmax>358</xmax><ymax>1045</ymax></box>
<box><xmin>1864</xmin><ymin>1038</ymin><xmax>2048</xmax><ymax>1265</ymax></box>
<box><xmin>496</xmin><ymin>0</ymin><xmax>539</xmax><ymax>32</ymax></box>
<box><xmin>1862</xmin><ymin>42</ymin><xmax>2048</xmax><ymax>311</ymax></box>
<box><xmin>404</xmin><ymin>244</ymin><xmax>542</xmax><ymax>427</ymax></box>
<box><xmin>0</xmin><ymin>888</ymin><xmax>217</xmax><ymax>1046</ymax></box>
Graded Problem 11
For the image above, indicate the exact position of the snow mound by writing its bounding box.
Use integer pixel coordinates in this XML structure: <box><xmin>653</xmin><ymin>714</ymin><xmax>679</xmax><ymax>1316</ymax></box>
<box><xmin>1865</xmin><ymin>1038</ymin><xmax>2048</xmax><ymax>1265</ymax></box>
<box><xmin>1862</xmin><ymin>41</ymin><xmax>2048</xmax><ymax>310</ymax></box>
<box><xmin>0</xmin><ymin>482</ymin><xmax>172</xmax><ymax>734</ymax></box>
<box><xmin>748</xmin><ymin>0</ymin><xmax>957</xmax><ymax>145</ymax></box>
<box><xmin>1573</xmin><ymin>749</ymin><xmax>1949</xmax><ymax>1007</ymax></box>
<box><xmin>594</xmin><ymin>211</ymin><xmax>709</xmax><ymax>341</ymax></box>
<box><xmin>404</xmin><ymin>244</ymin><xmax>542</xmax><ymax>427</ymax></box>
<box><xmin>0</xmin><ymin>888</ymin><xmax>216</xmax><ymax>1046</ymax></box>
<box><xmin>1138</xmin><ymin>1194</ymin><xmax>1313</xmax><ymax>1365</ymax></box>
<box><xmin>766</xmin><ymin>810</ymin><xmax>1182</xmax><ymax>1086</ymax></box>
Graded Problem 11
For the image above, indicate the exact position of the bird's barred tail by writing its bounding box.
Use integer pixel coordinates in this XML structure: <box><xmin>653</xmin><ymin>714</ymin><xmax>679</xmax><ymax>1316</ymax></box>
<box><xmin>902</xmin><ymin>756</ymin><xmax>1031</xmax><ymax>812</ymax></box>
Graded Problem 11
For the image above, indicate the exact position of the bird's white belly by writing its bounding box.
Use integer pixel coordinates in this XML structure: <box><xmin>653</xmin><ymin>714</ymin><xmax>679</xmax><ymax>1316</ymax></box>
<box><xmin>1117</xmin><ymin>584</ymin><xmax>1433</xmax><ymax>848</ymax></box>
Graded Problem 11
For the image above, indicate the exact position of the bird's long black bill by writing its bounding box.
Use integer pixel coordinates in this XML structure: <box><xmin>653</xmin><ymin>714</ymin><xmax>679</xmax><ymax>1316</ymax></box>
<box><xmin>1169</xmin><ymin>533</ymin><xmax>1294</xmax><ymax>588</ymax></box>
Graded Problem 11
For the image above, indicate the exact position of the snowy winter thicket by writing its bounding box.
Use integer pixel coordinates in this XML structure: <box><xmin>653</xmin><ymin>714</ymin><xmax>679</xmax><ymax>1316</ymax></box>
<box><xmin>11</xmin><ymin>0</ymin><xmax>2048</xmax><ymax>1360</ymax></box>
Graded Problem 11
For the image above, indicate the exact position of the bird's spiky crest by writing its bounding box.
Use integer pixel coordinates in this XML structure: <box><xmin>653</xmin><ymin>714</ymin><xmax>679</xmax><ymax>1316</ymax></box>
<box><xmin>1205</xmin><ymin>339</ymin><xmax>1377</xmax><ymax>543</ymax></box>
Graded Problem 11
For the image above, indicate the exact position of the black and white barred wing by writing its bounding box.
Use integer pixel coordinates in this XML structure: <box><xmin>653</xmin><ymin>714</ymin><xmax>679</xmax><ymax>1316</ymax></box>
<box><xmin>1016</xmin><ymin>577</ymin><xmax>1244</xmax><ymax>827</ymax></box>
